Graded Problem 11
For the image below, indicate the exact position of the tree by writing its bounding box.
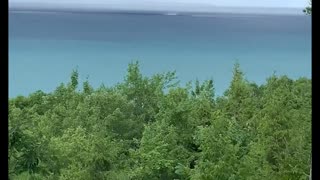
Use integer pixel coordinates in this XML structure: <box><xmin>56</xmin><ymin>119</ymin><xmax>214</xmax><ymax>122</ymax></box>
<box><xmin>303</xmin><ymin>0</ymin><xmax>312</xmax><ymax>15</ymax></box>
<box><xmin>8</xmin><ymin>62</ymin><xmax>311</xmax><ymax>180</ymax></box>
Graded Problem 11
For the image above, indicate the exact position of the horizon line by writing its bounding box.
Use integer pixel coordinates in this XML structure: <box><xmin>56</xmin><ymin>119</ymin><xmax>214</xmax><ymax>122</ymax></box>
<box><xmin>9</xmin><ymin>6</ymin><xmax>306</xmax><ymax>15</ymax></box>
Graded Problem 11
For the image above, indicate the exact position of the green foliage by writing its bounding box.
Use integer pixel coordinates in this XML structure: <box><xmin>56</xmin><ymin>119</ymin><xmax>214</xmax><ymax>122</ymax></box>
<box><xmin>303</xmin><ymin>0</ymin><xmax>312</xmax><ymax>15</ymax></box>
<box><xmin>9</xmin><ymin>62</ymin><xmax>311</xmax><ymax>180</ymax></box>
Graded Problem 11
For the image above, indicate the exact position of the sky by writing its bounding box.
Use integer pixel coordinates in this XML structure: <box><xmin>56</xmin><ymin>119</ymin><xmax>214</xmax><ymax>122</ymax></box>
<box><xmin>9</xmin><ymin>0</ymin><xmax>309</xmax><ymax>11</ymax></box>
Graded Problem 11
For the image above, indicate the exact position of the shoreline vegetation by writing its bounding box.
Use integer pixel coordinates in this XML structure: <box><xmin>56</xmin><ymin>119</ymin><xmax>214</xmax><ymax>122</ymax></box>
<box><xmin>9</xmin><ymin>62</ymin><xmax>311</xmax><ymax>179</ymax></box>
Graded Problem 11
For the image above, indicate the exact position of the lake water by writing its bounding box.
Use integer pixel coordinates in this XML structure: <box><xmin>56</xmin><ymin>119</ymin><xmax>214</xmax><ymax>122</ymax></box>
<box><xmin>9</xmin><ymin>11</ymin><xmax>311</xmax><ymax>97</ymax></box>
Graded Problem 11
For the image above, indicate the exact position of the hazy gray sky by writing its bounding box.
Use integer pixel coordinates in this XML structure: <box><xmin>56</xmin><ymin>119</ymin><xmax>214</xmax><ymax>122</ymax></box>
<box><xmin>10</xmin><ymin>0</ymin><xmax>308</xmax><ymax>9</ymax></box>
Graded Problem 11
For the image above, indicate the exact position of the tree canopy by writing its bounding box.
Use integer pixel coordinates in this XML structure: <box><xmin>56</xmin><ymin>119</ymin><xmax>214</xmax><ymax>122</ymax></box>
<box><xmin>9</xmin><ymin>62</ymin><xmax>311</xmax><ymax>179</ymax></box>
<box><xmin>303</xmin><ymin>0</ymin><xmax>312</xmax><ymax>15</ymax></box>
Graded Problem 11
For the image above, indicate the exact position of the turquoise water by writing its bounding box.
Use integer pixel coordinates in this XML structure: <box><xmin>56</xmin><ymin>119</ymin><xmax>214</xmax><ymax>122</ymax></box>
<box><xmin>9</xmin><ymin>11</ymin><xmax>311</xmax><ymax>97</ymax></box>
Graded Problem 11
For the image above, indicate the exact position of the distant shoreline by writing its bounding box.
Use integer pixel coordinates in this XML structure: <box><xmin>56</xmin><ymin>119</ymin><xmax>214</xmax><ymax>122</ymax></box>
<box><xmin>9</xmin><ymin>6</ymin><xmax>305</xmax><ymax>16</ymax></box>
<box><xmin>9</xmin><ymin>9</ymin><xmax>306</xmax><ymax>18</ymax></box>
